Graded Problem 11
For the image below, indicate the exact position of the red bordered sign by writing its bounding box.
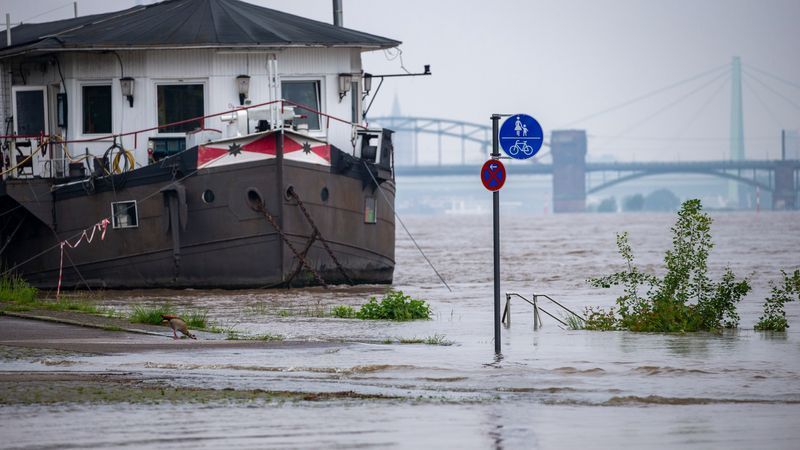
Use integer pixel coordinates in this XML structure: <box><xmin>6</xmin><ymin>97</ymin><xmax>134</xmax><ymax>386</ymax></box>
<box><xmin>481</xmin><ymin>159</ymin><xmax>506</xmax><ymax>191</ymax></box>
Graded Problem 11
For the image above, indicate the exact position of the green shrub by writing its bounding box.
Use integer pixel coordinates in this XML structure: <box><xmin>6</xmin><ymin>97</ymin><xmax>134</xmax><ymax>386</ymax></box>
<box><xmin>583</xmin><ymin>306</ymin><xmax>618</xmax><ymax>331</ymax></box>
<box><xmin>331</xmin><ymin>305</ymin><xmax>356</xmax><ymax>318</ymax></box>
<box><xmin>587</xmin><ymin>199</ymin><xmax>751</xmax><ymax>332</ymax></box>
<box><xmin>755</xmin><ymin>269</ymin><xmax>800</xmax><ymax>332</ymax></box>
<box><xmin>355</xmin><ymin>290</ymin><xmax>431</xmax><ymax>321</ymax></box>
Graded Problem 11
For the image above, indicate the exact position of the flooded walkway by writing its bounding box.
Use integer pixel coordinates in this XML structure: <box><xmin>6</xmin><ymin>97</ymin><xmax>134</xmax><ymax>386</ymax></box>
<box><xmin>2</xmin><ymin>213</ymin><xmax>799</xmax><ymax>448</ymax></box>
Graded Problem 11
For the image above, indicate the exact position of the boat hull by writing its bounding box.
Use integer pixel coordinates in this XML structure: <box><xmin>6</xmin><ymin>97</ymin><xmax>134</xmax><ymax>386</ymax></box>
<box><xmin>0</xmin><ymin>143</ymin><xmax>395</xmax><ymax>289</ymax></box>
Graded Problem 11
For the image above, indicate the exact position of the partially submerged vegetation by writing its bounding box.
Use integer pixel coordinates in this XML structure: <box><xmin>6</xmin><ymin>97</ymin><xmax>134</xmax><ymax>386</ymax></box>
<box><xmin>755</xmin><ymin>269</ymin><xmax>800</xmax><ymax>332</ymax></box>
<box><xmin>585</xmin><ymin>200</ymin><xmax>752</xmax><ymax>332</ymax></box>
<box><xmin>0</xmin><ymin>278</ymin><xmax>218</xmax><ymax>333</ymax></box>
<box><xmin>399</xmin><ymin>334</ymin><xmax>453</xmax><ymax>346</ymax></box>
<box><xmin>224</xmin><ymin>328</ymin><xmax>284</xmax><ymax>341</ymax></box>
<box><xmin>333</xmin><ymin>290</ymin><xmax>431</xmax><ymax>321</ymax></box>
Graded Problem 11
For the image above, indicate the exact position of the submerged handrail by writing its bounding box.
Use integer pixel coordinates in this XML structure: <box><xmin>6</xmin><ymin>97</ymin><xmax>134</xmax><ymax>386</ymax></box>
<box><xmin>503</xmin><ymin>292</ymin><xmax>585</xmax><ymax>330</ymax></box>
<box><xmin>535</xmin><ymin>293</ymin><xmax>585</xmax><ymax>322</ymax></box>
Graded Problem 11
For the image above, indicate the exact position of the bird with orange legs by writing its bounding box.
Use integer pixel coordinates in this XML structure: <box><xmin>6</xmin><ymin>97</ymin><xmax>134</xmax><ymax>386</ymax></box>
<box><xmin>161</xmin><ymin>315</ymin><xmax>197</xmax><ymax>340</ymax></box>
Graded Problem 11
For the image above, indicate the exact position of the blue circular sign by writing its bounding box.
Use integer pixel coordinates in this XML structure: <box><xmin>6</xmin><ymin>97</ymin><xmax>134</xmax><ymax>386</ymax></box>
<box><xmin>499</xmin><ymin>114</ymin><xmax>543</xmax><ymax>159</ymax></box>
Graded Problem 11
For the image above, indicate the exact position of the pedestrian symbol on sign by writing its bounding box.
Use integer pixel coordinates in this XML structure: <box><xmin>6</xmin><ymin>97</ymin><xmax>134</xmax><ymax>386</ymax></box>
<box><xmin>499</xmin><ymin>114</ymin><xmax>543</xmax><ymax>159</ymax></box>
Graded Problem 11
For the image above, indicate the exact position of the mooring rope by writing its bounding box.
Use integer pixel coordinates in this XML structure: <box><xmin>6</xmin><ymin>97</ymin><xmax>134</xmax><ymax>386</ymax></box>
<box><xmin>361</xmin><ymin>161</ymin><xmax>452</xmax><ymax>292</ymax></box>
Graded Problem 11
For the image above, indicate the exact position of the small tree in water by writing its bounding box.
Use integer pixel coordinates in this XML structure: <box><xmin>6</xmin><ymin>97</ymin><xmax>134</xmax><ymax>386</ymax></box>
<box><xmin>755</xmin><ymin>269</ymin><xmax>800</xmax><ymax>332</ymax></box>
<box><xmin>586</xmin><ymin>199</ymin><xmax>750</xmax><ymax>332</ymax></box>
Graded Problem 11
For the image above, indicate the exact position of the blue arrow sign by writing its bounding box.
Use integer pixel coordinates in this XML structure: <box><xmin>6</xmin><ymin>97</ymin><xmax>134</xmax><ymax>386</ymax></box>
<box><xmin>499</xmin><ymin>114</ymin><xmax>543</xmax><ymax>159</ymax></box>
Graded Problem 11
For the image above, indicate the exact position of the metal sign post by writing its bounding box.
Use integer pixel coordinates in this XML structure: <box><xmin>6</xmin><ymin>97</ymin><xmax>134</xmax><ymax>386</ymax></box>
<box><xmin>491</xmin><ymin>114</ymin><xmax>501</xmax><ymax>354</ymax></box>
<box><xmin>485</xmin><ymin>112</ymin><xmax>543</xmax><ymax>354</ymax></box>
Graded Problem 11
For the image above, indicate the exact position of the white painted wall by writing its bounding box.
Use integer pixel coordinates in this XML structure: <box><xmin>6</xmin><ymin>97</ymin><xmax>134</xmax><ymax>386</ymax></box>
<box><xmin>1</xmin><ymin>47</ymin><xmax>368</xmax><ymax>175</ymax></box>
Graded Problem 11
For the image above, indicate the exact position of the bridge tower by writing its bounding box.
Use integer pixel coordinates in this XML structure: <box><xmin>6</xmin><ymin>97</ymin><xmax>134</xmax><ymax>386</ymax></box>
<box><xmin>729</xmin><ymin>56</ymin><xmax>748</xmax><ymax>208</ymax></box>
<box><xmin>551</xmin><ymin>130</ymin><xmax>587</xmax><ymax>212</ymax></box>
<box><xmin>774</xmin><ymin>134</ymin><xmax>798</xmax><ymax>209</ymax></box>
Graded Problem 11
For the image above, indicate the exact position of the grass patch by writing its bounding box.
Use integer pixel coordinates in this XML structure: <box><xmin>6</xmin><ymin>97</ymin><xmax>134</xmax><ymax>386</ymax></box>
<box><xmin>0</xmin><ymin>274</ymin><xmax>37</xmax><ymax>303</ymax></box>
<box><xmin>0</xmin><ymin>275</ymin><xmax>110</xmax><ymax>316</ymax></box>
<box><xmin>129</xmin><ymin>305</ymin><xmax>219</xmax><ymax>332</ymax></box>
<box><xmin>397</xmin><ymin>334</ymin><xmax>453</xmax><ymax>346</ymax></box>
<box><xmin>563</xmin><ymin>314</ymin><xmax>585</xmax><ymax>330</ymax></box>
<box><xmin>129</xmin><ymin>304</ymin><xmax>176</xmax><ymax>325</ymax></box>
<box><xmin>184</xmin><ymin>309</ymin><xmax>208</xmax><ymax>329</ymax></box>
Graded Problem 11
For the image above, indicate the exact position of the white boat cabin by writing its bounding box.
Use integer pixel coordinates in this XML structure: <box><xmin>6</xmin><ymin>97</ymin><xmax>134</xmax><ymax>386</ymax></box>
<box><xmin>0</xmin><ymin>0</ymin><xmax>399</xmax><ymax>179</ymax></box>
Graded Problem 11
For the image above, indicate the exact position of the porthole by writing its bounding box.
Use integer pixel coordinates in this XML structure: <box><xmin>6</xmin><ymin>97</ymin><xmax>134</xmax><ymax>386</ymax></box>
<box><xmin>284</xmin><ymin>185</ymin><xmax>295</xmax><ymax>201</ymax></box>
<box><xmin>202</xmin><ymin>189</ymin><xmax>215</xmax><ymax>204</ymax></box>
<box><xmin>246</xmin><ymin>188</ymin><xmax>263</xmax><ymax>211</ymax></box>
<box><xmin>320</xmin><ymin>187</ymin><xmax>329</xmax><ymax>202</ymax></box>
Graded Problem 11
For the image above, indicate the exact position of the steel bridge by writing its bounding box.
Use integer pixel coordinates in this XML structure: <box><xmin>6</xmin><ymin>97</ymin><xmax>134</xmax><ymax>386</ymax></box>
<box><xmin>369</xmin><ymin>58</ymin><xmax>800</xmax><ymax>211</ymax></box>
<box><xmin>370</xmin><ymin>116</ymin><xmax>552</xmax><ymax>165</ymax></box>
<box><xmin>393</xmin><ymin>159</ymin><xmax>798</xmax><ymax>193</ymax></box>
<box><xmin>369</xmin><ymin>118</ymin><xmax>799</xmax><ymax>211</ymax></box>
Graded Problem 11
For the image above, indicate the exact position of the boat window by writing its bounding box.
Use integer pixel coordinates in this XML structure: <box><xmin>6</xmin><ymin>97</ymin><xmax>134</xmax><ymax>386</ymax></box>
<box><xmin>111</xmin><ymin>200</ymin><xmax>139</xmax><ymax>229</ymax></box>
<box><xmin>282</xmin><ymin>80</ymin><xmax>321</xmax><ymax>130</ymax></box>
<box><xmin>12</xmin><ymin>87</ymin><xmax>47</xmax><ymax>136</ymax></box>
<box><xmin>157</xmin><ymin>84</ymin><xmax>204</xmax><ymax>133</ymax></box>
<box><xmin>364</xmin><ymin>196</ymin><xmax>377</xmax><ymax>224</ymax></box>
<box><xmin>82</xmin><ymin>85</ymin><xmax>112</xmax><ymax>134</ymax></box>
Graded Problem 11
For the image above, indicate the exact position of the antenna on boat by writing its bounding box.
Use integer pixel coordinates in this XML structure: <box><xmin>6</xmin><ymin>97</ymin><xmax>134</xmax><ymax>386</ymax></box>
<box><xmin>362</xmin><ymin>65</ymin><xmax>432</xmax><ymax>120</ymax></box>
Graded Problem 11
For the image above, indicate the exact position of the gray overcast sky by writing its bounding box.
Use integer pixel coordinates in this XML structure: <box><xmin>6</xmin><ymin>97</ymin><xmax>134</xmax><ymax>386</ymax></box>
<box><xmin>3</xmin><ymin>0</ymin><xmax>799</xmax><ymax>160</ymax></box>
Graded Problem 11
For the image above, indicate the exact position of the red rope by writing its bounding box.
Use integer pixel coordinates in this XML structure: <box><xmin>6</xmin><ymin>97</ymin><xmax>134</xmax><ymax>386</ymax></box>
<box><xmin>56</xmin><ymin>218</ymin><xmax>110</xmax><ymax>300</ymax></box>
<box><xmin>0</xmin><ymin>99</ymin><xmax>366</xmax><ymax>143</ymax></box>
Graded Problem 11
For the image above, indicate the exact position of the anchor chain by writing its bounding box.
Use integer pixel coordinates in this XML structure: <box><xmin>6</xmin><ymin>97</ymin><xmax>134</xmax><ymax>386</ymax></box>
<box><xmin>255</xmin><ymin>200</ymin><xmax>328</xmax><ymax>288</ymax></box>
<box><xmin>286</xmin><ymin>187</ymin><xmax>354</xmax><ymax>285</ymax></box>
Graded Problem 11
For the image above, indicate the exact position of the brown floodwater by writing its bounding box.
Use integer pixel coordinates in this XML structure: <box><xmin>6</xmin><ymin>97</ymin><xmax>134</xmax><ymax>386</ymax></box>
<box><xmin>2</xmin><ymin>211</ymin><xmax>799</xmax><ymax>449</ymax></box>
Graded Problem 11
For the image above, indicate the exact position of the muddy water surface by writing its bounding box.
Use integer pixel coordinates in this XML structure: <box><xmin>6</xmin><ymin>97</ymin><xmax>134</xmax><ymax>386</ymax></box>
<box><xmin>2</xmin><ymin>212</ymin><xmax>799</xmax><ymax>449</ymax></box>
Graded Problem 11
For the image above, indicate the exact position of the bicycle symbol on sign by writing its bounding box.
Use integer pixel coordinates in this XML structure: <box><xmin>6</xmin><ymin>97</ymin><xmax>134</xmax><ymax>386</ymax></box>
<box><xmin>508</xmin><ymin>140</ymin><xmax>534</xmax><ymax>156</ymax></box>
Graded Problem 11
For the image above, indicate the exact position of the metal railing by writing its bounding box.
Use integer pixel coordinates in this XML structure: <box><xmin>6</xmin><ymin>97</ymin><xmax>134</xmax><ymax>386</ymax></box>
<box><xmin>502</xmin><ymin>292</ymin><xmax>585</xmax><ymax>330</ymax></box>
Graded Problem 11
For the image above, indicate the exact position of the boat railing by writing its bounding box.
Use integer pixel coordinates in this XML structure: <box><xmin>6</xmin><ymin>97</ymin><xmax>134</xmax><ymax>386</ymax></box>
<box><xmin>0</xmin><ymin>99</ymin><xmax>371</xmax><ymax>181</ymax></box>
<box><xmin>502</xmin><ymin>292</ymin><xmax>585</xmax><ymax>330</ymax></box>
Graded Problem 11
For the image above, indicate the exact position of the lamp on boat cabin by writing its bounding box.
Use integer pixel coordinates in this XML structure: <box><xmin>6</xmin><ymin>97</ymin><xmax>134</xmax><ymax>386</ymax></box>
<box><xmin>338</xmin><ymin>73</ymin><xmax>352</xmax><ymax>102</ymax></box>
<box><xmin>362</xmin><ymin>73</ymin><xmax>373</xmax><ymax>99</ymax></box>
<box><xmin>236</xmin><ymin>75</ymin><xmax>250</xmax><ymax>106</ymax></box>
<box><xmin>120</xmin><ymin>77</ymin><xmax>135</xmax><ymax>107</ymax></box>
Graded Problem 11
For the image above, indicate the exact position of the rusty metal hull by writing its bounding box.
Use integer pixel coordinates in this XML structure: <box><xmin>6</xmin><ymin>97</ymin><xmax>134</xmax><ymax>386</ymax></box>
<box><xmin>0</xmin><ymin>145</ymin><xmax>395</xmax><ymax>289</ymax></box>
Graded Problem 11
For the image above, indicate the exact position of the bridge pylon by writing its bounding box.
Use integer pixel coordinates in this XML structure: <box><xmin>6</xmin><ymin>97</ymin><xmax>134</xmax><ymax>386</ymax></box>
<box><xmin>551</xmin><ymin>130</ymin><xmax>588</xmax><ymax>213</ymax></box>
<box><xmin>773</xmin><ymin>161</ymin><xmax>797</xmax><ymax>210</ymax></box>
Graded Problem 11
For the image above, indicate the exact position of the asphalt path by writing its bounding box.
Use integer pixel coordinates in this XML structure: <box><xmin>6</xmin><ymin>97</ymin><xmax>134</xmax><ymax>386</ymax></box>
<box><xmin>0</xmin><ymin>316</ymin><xmax>335</xmax><ymax>354</ymax></box>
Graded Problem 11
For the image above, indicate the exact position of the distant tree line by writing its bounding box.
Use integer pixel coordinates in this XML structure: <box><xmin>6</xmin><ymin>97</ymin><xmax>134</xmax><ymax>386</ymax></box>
<box><xmin>590</xmin><ymin>189</ymin><xmax>680</xmax><ymax>213</ymax></box>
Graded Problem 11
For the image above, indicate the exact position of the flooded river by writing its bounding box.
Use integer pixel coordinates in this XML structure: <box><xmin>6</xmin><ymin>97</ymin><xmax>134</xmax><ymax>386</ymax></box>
<box><xmin>2</xmin><ymin>211</ymin><xmax>800</xmax><ymax>449</ymax></box>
